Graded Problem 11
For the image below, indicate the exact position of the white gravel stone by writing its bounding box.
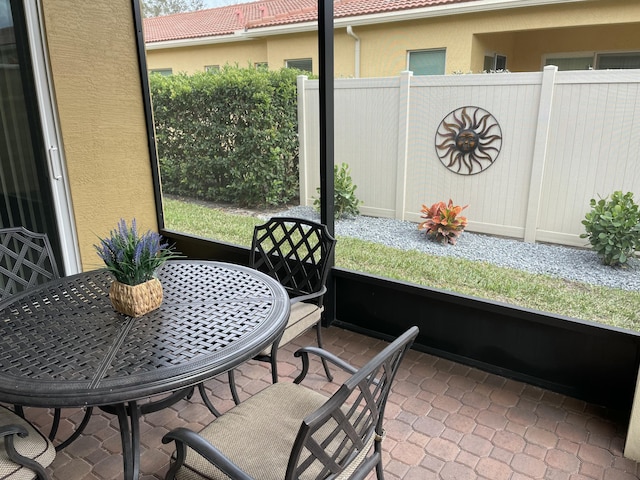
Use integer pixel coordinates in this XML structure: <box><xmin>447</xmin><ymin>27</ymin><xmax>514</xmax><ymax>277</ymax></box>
<box><xmin>277</xmin><ymin>206</ymin><xmax>640</xmax><ymax>292</ymax></box>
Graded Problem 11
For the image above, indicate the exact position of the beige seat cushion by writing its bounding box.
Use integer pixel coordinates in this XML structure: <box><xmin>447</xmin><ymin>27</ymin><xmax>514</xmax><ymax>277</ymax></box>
<box><xmin>0</xmin><ymin>406</ymin><xmax>56</xmax><ymax>480</ymax></box>
<box><xmin>176</xmin><ymin>382</ymin><xmax>328</xmax><ymax>480</ymax></box>
<box><xmin>258</xmin><ymin>302</ymin><xmax>322</xmax><ymax>356</ymax></box>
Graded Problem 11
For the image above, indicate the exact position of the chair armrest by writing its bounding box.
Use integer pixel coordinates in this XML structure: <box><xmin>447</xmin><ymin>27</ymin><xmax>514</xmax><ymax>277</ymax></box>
<box><xmin>289</xmin><ymin>285</ymin><xmax>326</xmax><ymax>305</ymax></box>
<box><xmin>0</xmin><ymin>424</ymin><xmax>28</xmax><ymax>439</ymax></box>
<box><xmin>293</xmin><ymin>346</ymin><xmax>358</xmax><ymax>383</ymax></box>
<box><xmin>1</xmin><ymin>424</ymin><xmax>51</xmax><ymax>480</ymax></box>
<box><xmin>162</xmin><ymin>428</ymin><xmax>255</xmax><ymax>480</ymax></box>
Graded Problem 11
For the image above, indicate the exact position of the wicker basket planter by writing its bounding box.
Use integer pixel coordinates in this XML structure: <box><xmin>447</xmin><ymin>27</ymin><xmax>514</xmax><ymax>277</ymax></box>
<box><xmin>109</xmin><ymin>278</ymin><xmax>163</xmax><ymax>317</ymax></box>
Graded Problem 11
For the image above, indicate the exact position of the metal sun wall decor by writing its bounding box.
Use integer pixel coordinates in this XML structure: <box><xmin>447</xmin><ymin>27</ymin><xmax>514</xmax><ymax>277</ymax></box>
<box><xmin>435</xmin><ymin>106</ymin><xmax>502</xmax><ymax>175</ymax></box>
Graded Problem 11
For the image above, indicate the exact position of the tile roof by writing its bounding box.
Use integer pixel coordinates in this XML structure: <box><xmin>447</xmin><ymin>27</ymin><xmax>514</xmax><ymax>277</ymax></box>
<box><xmin>143</xmin><ymin>0</ymin><xmax>477</xmax><ymax>43</ymax></box>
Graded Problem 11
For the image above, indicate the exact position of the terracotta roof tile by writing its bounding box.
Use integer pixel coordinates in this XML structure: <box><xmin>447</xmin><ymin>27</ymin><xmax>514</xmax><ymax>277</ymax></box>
<box><xmin>144</xmin><ymin>0</ymin><xmax>477</xmax><ymax>43</ymax></box>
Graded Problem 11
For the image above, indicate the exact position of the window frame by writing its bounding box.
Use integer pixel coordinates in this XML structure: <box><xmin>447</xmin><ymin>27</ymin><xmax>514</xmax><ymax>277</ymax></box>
<box><xmin>543</xmin><ymin>50</ymin><xmax>640</xmax><ymax>71</ymax></box>
<box><xmin>406</xmin><ymin>48</ymin><xmax>446</xmax><ymax>76</ymax></box>
<box><xmin>149</xmin><ymin>68</ymin><xmax>172</xmax><ymax>76</ymax></box>
<box><xmin>285</xmin><ymin>58</ymin><xmax>312</xmax><ymax>73</ymax></box>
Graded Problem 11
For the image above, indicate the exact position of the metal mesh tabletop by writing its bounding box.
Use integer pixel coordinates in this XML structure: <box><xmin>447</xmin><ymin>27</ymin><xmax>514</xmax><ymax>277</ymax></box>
<box><xmin>0</xmin><ymin>260</ymin><xmax>289</xmax><ymax>407</ymax></box>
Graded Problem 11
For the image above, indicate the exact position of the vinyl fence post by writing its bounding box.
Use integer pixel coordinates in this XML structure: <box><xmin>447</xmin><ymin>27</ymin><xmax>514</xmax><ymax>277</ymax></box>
<box><xmin>395</xmin><ymin>70</ymin><xmax>412</xmax><ymax>221</ymax></box>
<box><xmin>524</xmin><ymin>65</ymin><xmax>557</xmax><ymax>243</ymax></box>
<box><xmin>297</xmin><ymin>75</ymin><xmax>309</xmax><ymax>207</ymax></box>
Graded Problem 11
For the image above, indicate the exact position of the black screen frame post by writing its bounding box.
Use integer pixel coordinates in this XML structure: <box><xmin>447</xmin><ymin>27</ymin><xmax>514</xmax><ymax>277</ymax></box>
<box><xmin>317</xmin><ymin>0</ymin><xmax>336</xmax><ymax>326</ymax></box>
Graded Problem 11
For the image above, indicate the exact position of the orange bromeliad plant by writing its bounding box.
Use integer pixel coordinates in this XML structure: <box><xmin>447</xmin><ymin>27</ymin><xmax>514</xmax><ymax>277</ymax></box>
<box><xmin>418</xmin><ymin>199</ymin><xmax>469</xmax><ymax>245</ymax></box>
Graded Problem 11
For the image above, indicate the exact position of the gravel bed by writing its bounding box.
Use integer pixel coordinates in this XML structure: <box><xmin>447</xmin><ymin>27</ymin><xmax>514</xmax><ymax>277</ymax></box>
<box><xmin>275</xmin><ymin>206</ymin><xmax>640</xmax><ymax>292</ymax></box>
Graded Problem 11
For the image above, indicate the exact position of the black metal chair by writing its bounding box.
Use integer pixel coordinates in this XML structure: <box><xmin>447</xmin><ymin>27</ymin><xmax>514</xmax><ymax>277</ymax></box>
<box><xmin>163</xmin><ymin>326</ymin><xmax>419</xmax><ymax>480</ymax></box>
<box><xmin>0</xmin><ymin>227</ymin><xmax>60</xmax><ymax>303</ymax></box>
<box><xmin>0</xmin><ymin>227</ymin><xmax>92</xmax><ymax>450</ymax></box>
<box><xmin>0</xmin><ymin>405</ymin><xmax>56</xmax><ymax>480</ymax></box>
<box><xmin>209</xmin><ymin>217</ymin><xmax>337</xmax><ymax>409</ymax></box>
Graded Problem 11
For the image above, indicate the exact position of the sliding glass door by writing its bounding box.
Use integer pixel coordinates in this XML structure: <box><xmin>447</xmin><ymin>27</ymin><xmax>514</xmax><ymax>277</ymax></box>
<box><xmin>0</xmin><ymin>0</ymin><xmax>79</xmax><ymax>274</ymax></box>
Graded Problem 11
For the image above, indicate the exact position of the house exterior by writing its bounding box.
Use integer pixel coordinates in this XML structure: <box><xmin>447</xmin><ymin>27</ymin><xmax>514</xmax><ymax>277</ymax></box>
<box><xmin>144</xmin><ymin>0</ymin><xmax>640</xmax><ymax>77</ymax></box>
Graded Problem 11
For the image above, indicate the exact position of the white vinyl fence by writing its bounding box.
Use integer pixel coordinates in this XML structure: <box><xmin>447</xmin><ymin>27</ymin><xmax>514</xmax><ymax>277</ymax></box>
<box><xmin>297</xmin><ymin>66</ymin><xmax>640</xmax><ymax>247</ymax></box>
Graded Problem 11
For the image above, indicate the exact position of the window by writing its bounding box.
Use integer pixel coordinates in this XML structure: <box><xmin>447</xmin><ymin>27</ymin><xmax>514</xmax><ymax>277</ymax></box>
<box><xmin>254</xmin><ymin>62</ymin><xmax>268</xmax><ymax>70</ymax></box>
<box><xmin>150</xmin><ymin>68</ymin><xmax>172</xmax><ymax>76</ymax></box>
<box><xmin>285</xmin><ymin>58</ymin><xmax>312</xmax><ymax>73</ymax></box>
<box><xmin>407</xmin><ymin>49</ymin><xmax>446</xmax><ymax>75</ymax></box>
<box><xmin>597</xmin><ymin>52</ymin><xmax>640</xmax><ymax>70</ymax></box>
<box><xmin>545</xmin><ymin>52</ymin><xmax>640</xmax><ymax>71</ymax></box>
<box><xmin>484</xmin><ymin>54</ymin><xmax>507</xmax><ymax>71</ymax></box>
<box><xmin>545</xmin><ymin>56</ymin><xmax>593</xmax><ymax>71</ymax></box>
<box><xmin>205</xmin><ymin>65</ymin><xmax>220</xmax><ymax>73</ymax></box>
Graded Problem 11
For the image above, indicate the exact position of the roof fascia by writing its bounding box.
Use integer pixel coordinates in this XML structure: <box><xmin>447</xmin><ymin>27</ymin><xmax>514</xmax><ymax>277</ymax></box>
<box><xmin>145</xmin><ymin>0</ymin><xmax>589</xmax><ymax>48</ymax></box>
<box><xmin>145</xmin><ymin>31</ymin><xmax>252</xmax><ymax>50</ymax></box>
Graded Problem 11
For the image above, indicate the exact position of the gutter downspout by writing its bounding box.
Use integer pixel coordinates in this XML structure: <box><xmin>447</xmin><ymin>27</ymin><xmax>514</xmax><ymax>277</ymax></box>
<box><xmin>346</xmin><ymin>25</ymin><xmax>360</xmax><ymax>78</ymax></box>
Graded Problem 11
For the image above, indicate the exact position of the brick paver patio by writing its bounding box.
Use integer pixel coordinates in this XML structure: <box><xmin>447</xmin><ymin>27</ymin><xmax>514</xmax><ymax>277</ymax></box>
<box><xmin>20</xmin><ymin>326</ymin><xmax>640</xmax><ymax>479</ymax></box>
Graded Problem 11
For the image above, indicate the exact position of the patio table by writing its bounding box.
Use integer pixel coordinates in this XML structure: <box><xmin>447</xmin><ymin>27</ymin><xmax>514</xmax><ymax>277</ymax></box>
<box><xmin>0</xmin><ymin>260</ymin><xmax>289</xmax><ymax>480</ymax></box>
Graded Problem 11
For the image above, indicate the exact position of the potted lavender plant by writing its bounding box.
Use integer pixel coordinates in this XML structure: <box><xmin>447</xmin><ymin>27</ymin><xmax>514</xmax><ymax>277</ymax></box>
<box><xmin>95</xmin><ymin>218</ymin><xmax>178</xmax><ymax>317</ymax></box>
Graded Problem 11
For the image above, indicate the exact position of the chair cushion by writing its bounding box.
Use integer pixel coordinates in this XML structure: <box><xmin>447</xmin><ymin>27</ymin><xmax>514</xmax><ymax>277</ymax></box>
<box><xmin>0</xmin><ymin>406</ymin><xmax>56</xmax><ymax>480</ymax></box>
<box><xmin>258</xmin><ymin>303</ymin><xmax>322</xmax><ymax>356</ymax></box>
<box><xmin>176</xmin><ymin>382</ymin><xmax>327</xmax><ymax>480</ymax></box>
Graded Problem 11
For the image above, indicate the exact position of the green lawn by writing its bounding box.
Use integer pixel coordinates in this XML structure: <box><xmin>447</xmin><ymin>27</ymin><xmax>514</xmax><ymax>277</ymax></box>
<box><xmin>164</xmin><ymin>197</ymin><xmax>640</xmax><ymax>332</ymax></box>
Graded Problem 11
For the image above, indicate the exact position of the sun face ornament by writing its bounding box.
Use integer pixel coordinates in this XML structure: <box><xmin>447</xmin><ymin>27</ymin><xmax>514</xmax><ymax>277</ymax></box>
<box><xmin>435</xmin><ymin>106</ymin><xmax>502</xmax><ymax>175</ymax></box>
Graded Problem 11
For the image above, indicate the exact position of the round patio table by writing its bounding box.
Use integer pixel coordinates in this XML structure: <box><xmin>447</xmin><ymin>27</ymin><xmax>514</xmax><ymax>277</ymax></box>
<box><xmin>0</xmin><ymin>260</ymin><xmax>289</xmax><ymax>480</ymax></box>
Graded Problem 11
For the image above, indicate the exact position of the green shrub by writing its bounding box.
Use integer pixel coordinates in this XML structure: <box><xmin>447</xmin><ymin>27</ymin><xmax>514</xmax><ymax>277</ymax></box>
<box><xmin>418</xmin><ymin>199</ymin><xmax>468</xmax><ymax>245</ymax></box>
<box><xmin>580</xmin><ymin>191</ymin><xmax>640</xmax><ymax>266</ymax></box>
<box><xmin>149</xmin><ymin>66</ymin><xmax>303</xmax><ymax>207</ymax></box>
<box><xmin>314</xmin><ymin>163</ymin><xmax>362</xmax><ymax>219</ymax></box>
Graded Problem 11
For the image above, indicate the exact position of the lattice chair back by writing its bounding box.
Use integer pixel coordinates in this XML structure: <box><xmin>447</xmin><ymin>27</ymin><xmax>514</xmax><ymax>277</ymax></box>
<box><xmin>286</xmin><ymin>326</ymin><xmax>419</xmax><ymax>479</ymax></box>
<box><xmin>0</xmin><ymin>227</ymin><xmax>60</xmax><ymax>303</ymax></box>
<box><xmin>250</xmin><ymin>217</ymin><xmax>336</xmax><ymax>303</ymax></box>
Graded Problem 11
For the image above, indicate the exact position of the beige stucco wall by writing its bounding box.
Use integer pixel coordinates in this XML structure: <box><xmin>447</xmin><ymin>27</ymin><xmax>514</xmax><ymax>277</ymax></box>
<box><xmin>42</xmin><ymin>0</ymin><xmax>157</xmax><ymax>270</ymax></box>
<box><xmin>148</xmin><ymin>40</ymin><xmax>269</xmax><ymax>74</ymax></box>
<box><xmin>145</xmin><ymin>0</ymin><xmax>640</xmax><ymax>77</ymax></box>
<box><xmin>265</xmin><ymin>31</ymin><xmax>318</xmax><ymax>74</ymax></box>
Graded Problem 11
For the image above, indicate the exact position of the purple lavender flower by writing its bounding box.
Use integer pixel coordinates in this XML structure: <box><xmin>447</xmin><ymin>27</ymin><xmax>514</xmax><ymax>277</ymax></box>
<box><xmin>94</xmin><ymin>218</ymin><xmax>179</xmax><ymax>285</ymax></box>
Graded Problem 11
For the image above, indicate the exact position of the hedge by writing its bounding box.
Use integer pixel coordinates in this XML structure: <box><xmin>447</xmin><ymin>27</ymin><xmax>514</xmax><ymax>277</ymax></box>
<box><xmin>149</xmin><ymin>66</ymin><xmax>302</xmax><ymax>207</ymax></box>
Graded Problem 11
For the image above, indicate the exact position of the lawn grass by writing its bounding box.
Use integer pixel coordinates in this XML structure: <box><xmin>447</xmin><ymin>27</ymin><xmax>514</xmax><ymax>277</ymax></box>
<box><xmin>164</xmin><ymin>197</ymin><xmax>640</xmax><ymax>332</ymax></box>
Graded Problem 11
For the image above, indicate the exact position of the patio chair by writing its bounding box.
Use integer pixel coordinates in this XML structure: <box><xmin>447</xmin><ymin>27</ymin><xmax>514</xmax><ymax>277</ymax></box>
<box><xmin>0</xmin><ymin>227</ymin><xmax>60</xmax><ymax>302</ymax></box>
<box><xmin>0</xmin><ymin>227</ymin><xmax>92</xmax><ymax>450</ymax></box>
<box><xmin>0</xmin><ymin>405</ymin><xmax>56</xmax><ymax>480</ymax></box>
<box><xmin>163</xmin><ymin>326</ymin><xmax>419</xmax><ymax>480</ymax></box>
<box><xmin>213</xmin><ymin>217</ymin><xmax>336</xmax><ymax>408</ymax></box>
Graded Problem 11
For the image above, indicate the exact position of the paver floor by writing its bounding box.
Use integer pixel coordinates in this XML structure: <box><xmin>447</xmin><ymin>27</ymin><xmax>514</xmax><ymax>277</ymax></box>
<box><xmin>21</xmin><ymin>326</ymin><xmax>640</xmax><ymax>479</ymax></box>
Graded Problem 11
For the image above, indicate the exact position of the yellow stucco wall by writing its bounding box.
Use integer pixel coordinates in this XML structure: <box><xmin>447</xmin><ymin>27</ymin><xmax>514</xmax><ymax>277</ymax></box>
<box><xmin>148</xmin><ymin>40</ymin><xmax>269</xmax><ymax>74</ymax></box>
<box><xmin>42</xmin><ymin>0</ymin><xmax>157</xmax><ymax>270</ymax></box>
<box><xmin>266</xmin><ymin>31</ymin><xmax>318</xmax><ymax>74</ymax></box>
<box><xmin>144</xmin><ymin>0</ymin><xmax>640</xmax><ymax>77</ymax></box>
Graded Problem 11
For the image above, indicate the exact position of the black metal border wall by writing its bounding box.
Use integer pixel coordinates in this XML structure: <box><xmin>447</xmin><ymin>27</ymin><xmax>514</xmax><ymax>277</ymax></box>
<box><xmin>333</xmin><ymin>268</ymin><xmax>640</xmax><ymax>416</ymax></box>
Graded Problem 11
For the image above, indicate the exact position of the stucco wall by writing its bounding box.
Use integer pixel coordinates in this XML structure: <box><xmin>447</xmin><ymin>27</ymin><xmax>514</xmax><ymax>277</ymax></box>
<box><xmin>144</xmin><ymin>0</ymin><xmax>640</xmax><ymax>77</ymax></box>
<box><xmin>42</xmin><ymin>0</ymin><xmax>157</xmax><ymax>270</ymax></box>
<box><xmin>148</xmin><ymin>41</ymin><xmax>269</xmax><ymax>74</ymax></box>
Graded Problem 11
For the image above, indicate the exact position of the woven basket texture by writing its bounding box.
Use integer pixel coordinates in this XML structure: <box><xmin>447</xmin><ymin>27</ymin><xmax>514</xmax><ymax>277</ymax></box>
<box><xmin>109</xmin><ymin>278</ymin><xmax>163</xmax><ymax>317</ymax></box>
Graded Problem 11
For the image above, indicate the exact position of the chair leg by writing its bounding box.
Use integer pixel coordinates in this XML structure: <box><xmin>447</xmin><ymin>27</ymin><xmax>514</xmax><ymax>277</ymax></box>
<box><xmin>315</xmin><ymin>323</ymin><xmax>333</xmax><ymax>381</ymax></box>
<box><xmin>197</xmin><ymin>383</ymin><xmax>222</xmax><ymax>416</ymax></box>
<box><xmin>49</xmin><ymin>408</ymin><xmax>61</xmax><ymax>441</ymax></box>
<box><xmin>55</xmin><ymin>407</ymin><xmax>94</xmax><ymax>451</ymax></box>
<box><xmin>227</xmin><ymin>370</ymin><xmax>242</xmax><ymax>405</ymax></box>
<box><xmin>374</xmin><ymin>434</ymin><xmax>385</xmax><ymax>480</ymax></box>
<box><xmin>270</xmin><ymin>343</ymin><xmax>279</xmax><ymax>384</ymax></box>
